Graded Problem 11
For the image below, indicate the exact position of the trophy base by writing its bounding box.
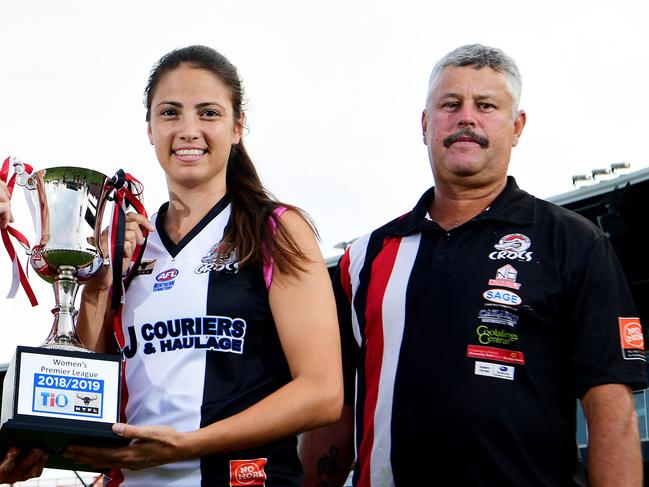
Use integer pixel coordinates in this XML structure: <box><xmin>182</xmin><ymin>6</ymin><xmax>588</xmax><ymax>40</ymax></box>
<box><xmin>0</xmin><ymin>415</ymin><xmax>129</xmax><ymax>471</ymax></box>
<box><xmin>0</xmin><ymin>346</ymin><xmax>125</xmax><ymax>472</ymax></box>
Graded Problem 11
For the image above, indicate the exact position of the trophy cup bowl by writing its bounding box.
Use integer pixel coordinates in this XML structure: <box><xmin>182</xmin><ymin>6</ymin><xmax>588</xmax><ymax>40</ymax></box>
<box><xmin>27</xmin><ymin>166</ymin><xmax>110</xmax><ymax>350</ymax></box>
<box><xmin>1</xmin><ymin>166</ymin><xmax>128</xmax><ymax>471</ymax></box>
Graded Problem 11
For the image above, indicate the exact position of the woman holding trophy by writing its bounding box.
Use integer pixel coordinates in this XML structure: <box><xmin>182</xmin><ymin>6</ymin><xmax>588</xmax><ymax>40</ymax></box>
<box><xmin>62</xmin><ymin>45</ymin><xmax>343</xmax><ymax>485</ymax></box>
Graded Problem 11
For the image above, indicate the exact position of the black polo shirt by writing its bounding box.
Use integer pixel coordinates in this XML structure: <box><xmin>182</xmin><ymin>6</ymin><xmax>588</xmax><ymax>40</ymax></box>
<box><xmin>336</xmin><ymin>177</ymin><xmax>647</xmax><ymax>487</ymax></box>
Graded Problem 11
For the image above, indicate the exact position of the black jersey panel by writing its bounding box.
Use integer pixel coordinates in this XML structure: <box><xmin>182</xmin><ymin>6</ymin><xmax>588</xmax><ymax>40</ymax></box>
<box><xmin>199</xmin><ymin>263</ymin><xmax>297</xmax><ymax>484</ymax></box>
<box><xmin>201</xmin><ymin>265</ymin><xmax>291</xmax><ymax>415</ymax></box>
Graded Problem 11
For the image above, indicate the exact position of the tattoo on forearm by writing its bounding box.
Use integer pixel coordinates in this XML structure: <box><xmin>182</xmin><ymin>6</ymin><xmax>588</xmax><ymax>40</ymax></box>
<box><xmin>317</xmin><ymin>444</ymin><xmax>341</xmax><ymax>479</ymax></box>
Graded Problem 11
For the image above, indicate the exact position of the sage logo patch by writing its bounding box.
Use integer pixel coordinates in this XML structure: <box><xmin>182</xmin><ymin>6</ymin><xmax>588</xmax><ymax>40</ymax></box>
<box><xmin>483</xmin><ymin>288</ymin><xmax>522</xmax><ymax>306</ymax></box>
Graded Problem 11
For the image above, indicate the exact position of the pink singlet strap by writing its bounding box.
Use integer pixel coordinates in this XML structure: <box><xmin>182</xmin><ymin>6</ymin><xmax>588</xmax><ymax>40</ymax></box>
<box><xmin>263</xmin><ymin>206</ymin><xmax>288</xmax><ymax>289</ymax></box>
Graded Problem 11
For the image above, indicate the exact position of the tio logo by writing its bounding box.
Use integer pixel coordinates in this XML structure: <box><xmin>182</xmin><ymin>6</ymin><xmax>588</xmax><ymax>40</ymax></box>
<box><xmin>40</xmin><ymin>392</ymin><xmax>69</xmax><ymax>408</ymax></box>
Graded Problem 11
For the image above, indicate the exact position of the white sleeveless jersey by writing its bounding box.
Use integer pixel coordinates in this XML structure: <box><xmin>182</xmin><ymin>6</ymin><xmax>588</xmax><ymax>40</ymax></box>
<box><xmin>107</xmin><ymin>197</ymin><xmax>300</xmax><ymax>486</ymax></box>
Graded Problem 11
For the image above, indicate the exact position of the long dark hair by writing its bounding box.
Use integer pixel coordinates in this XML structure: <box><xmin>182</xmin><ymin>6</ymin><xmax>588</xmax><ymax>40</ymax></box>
<box><xmin>144</xmin><ymin>45</ymin><xmax>316</xmax><ymax>275</ymax></box>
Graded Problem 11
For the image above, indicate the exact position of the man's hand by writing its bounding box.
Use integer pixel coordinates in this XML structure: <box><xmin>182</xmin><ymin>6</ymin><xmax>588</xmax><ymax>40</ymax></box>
<box><xmin>582</xmin><ymin>383</ymin><xmax>642</xmax><ymax>487</ymax></box>
<box><xmin>0</xmin><ymin>447</ymin><xmax>47</xmax><ymax>483</ymax></box>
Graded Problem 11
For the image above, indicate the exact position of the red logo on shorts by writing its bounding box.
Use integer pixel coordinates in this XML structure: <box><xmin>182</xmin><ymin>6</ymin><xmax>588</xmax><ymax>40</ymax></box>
<box><xmin>230</xmin><ymin>458</ymin><xmax>267</xmax><ymax>486</ymax></box>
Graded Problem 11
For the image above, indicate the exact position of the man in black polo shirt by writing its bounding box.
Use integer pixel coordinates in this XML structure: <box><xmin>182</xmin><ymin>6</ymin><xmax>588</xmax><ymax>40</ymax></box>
<box><xmin>300</xmin><ymin>44</ymin><xmax>647</xmax><ymax>486</ymax></box>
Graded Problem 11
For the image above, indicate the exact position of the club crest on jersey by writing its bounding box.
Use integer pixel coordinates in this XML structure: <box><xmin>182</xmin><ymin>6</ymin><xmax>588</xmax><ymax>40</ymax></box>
<box><xmin>196</xmin><ymin>242</ymin><xmax>240</xmax><ymax>274</ymax></box>
<box><xmin>153</xmin><ymin>268</ymin><xmax>178</xmax><ymax>292</ymax></box>
<box><xmin>489</xmin><ymin>233</ymin><xmax>533</xmax><ymax>262</ymax></box>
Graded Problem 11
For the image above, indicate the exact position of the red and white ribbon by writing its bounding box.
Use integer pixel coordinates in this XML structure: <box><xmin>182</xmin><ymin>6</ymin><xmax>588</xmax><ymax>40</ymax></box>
<box><xmin>106</xmin><ymin>170</ymin><xmax>148</xmax><ymax>312</ymax></box>
<box><xmin>1</xmin><ymin>156</ymin><xmax>38</xmax><ymax>306</ymax></box>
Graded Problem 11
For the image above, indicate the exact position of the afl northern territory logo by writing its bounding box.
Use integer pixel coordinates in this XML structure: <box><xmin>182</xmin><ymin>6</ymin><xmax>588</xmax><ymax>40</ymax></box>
<box><xmin>489</xmin><ymin>233</ymin><xmax>533</xmax><ymax>262</ymax></box>
<box><xmin>153</xmin><ymin>268</ymin><xmax>178</xmax><ymax>292</ymax></box>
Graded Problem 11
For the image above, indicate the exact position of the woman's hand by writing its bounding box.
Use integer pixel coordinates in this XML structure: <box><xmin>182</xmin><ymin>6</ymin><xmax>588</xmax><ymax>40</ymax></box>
<box><xmin>87</xmin><ymin>213</ymin><xmax>155</xmax><ymax>292</ymax></box>
<box><xmin>0</xmin><ymin>180</ymin><xmax>14</xmax><ymax>230</ymax></box>
<box><xmin>63</xmin><ymin>423</ymin><xmax>189</xmax><ymax>471</ymax></box>
<box><xmin>0</xmin><ymin>447</ymin><xmax>47</xmax><ymax>483</ymax></box>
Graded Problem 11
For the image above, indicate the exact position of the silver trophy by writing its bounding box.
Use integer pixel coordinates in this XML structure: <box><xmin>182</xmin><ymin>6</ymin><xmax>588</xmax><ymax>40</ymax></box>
<box><xmin>1</xmin><ymin>165</ymin><xmax>127</xmax><ymax>471</ymax></box>
<box><xmin>23</xmin><ymin>166</ymin><xmax>110</xmax><ymax>350</ymax></box>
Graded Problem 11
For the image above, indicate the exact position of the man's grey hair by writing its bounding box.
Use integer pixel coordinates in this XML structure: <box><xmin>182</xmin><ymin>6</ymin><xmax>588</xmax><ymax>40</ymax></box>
<box><xmin>425</xmin><ymin>44</ymin><xmax>522</xmax><ymax>118</ymax></box>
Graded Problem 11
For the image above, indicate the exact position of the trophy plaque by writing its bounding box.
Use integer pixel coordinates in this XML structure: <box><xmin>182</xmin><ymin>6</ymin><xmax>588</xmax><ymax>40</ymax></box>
<box><xmin>1</xmin><ymin>166</ymin><xmax>128</xmax><ymax>471</ymax></box>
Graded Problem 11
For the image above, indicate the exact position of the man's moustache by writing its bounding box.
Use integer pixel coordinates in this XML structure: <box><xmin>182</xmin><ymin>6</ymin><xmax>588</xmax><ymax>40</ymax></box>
<box><xmin>443</xmin><ymin>129</ymin><xmax>489</xmax><ymax>148</ymax></box>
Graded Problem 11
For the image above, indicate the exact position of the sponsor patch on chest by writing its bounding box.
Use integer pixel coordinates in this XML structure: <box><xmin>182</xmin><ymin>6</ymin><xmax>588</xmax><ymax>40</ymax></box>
<box><xmin>474</xmin><ymin>361</ymin><xmax>515</xmax><ymax>380</ymax></box>
<box><xmin>121</xmin><ymin>316</ymin><xmax>248</xmax><ymax>358</ymax></box>
<box><xmin>478</xmin><ymin>308</ymin><xmax>519</xmax><ymax>327</ymax></box>
<box><xmin>483</xmin><ymin>288</ymin><xmax>522</xmax><ymax>306</ymax></box>
<box><xmin>476</xmin><ymin>325</ymin><xmax>518</xmax><ymax>345</ymax></box>
<box><xmin>467</xmin><ymin>344</ymin><xmax>525</xmax><ymax>365</ymax></box>
<box><xmin>488</xmin><ymin>264</ymin><xmax>522</xmax><ymax>289</ymax></box>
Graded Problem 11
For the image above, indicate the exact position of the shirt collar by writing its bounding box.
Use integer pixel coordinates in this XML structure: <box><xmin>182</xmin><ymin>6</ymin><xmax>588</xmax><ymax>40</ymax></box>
<box><xmin>386</xmin><ymin>176</ymin><xmax>535</xmax><ymax>236</ymax></box>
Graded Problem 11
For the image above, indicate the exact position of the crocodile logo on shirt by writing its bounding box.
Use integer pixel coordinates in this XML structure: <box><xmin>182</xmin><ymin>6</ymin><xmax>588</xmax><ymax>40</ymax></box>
<box><xmin>489</xmin><ymin>234</ymin><xmax>533</xmax><ymax>262</ymax></box>
<box><xmin>195</xmin><ymin>242</ymin><xmax>240</xmax><ymax>274</ymax></box>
